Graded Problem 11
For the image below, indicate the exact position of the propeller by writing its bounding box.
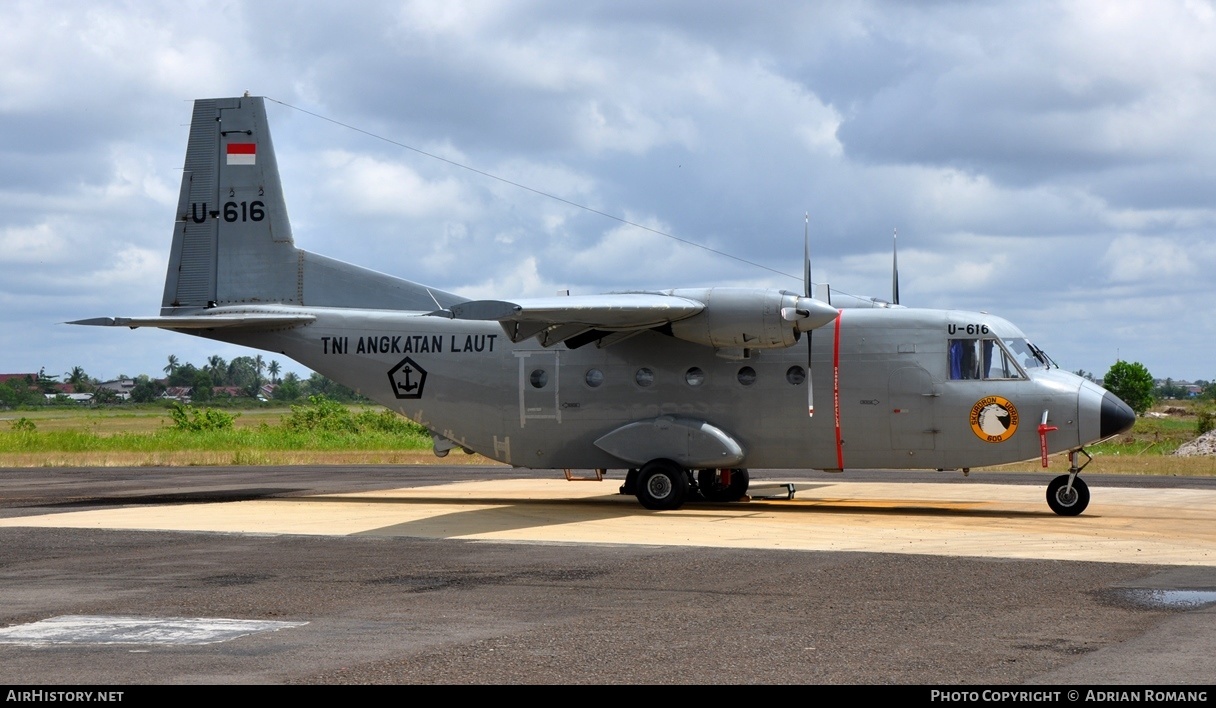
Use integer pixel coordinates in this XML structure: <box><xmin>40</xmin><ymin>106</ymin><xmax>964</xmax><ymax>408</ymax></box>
<box><xmin>779</xmin><ymin>214</ymin><xmax>839</xmax><ymax>417</ymax></box>
<box><xmin>804</xmin><ymin>213</ymin><xmax>814</xmax><ymax>417</ymax></box>
<box><xmin>892</xmin><ymin>228</ymin><xmax>900</xmax><ymax>306</ymax></box>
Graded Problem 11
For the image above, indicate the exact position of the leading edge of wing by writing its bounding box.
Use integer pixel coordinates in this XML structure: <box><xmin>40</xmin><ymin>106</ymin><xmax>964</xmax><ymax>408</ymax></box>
<box><xmin>432</xmin><ymin>293</ymin><xmax>705</xmax><ymax>346</ymax></box>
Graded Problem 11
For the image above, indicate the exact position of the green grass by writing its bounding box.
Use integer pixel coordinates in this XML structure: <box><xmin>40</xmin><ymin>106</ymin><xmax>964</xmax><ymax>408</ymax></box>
<box><xmin>0</xmin><ymin>397</ymin><xmax>458</xmax><ymax>467</ymax></box>
<box><xmin>2</xmin><ymin>398</ymin><xmax>1213</xmax><ymax>473</ymax></box>
<box><xmin>987</xmin><ymin>400</ymin><xmax>1216</xmax><ymax>476</ymax></box>
<box><xmin>0</xmin><ymin>427</ymin><xmax>432</xmax><ymax>454</ymax></box>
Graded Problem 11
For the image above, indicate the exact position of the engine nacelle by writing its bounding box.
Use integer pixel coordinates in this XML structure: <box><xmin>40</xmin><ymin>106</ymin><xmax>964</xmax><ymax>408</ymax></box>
<box><xmin>665</xmin><ymin>288</ymin><xmax>837</xmax><ymax>349</ymax></box>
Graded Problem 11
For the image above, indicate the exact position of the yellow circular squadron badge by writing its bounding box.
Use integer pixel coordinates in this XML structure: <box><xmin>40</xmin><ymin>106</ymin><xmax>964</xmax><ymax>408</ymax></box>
<box><xmin>970</xmin><ymin>396</ymin><xmax>1019</xmax><ymax>443</ymax></box>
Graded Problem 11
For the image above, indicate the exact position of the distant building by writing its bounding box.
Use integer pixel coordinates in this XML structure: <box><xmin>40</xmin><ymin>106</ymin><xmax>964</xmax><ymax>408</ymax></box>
<box><xmin>0</xmin><ymin>373</ymin><xmax>39</xmax><ymax>385</ymax></box>
<box><xmin>96</xmin><ymin>379</ymin><xmax>135</xmax><ymax>401</ymax></box>
<box><xmin>161</xmin><ymin>387</ymin><xmax>193</xmax><ymax>402</ymax></box>
<box><xmin>44</xmin><ymin>392</ymin><xmax>93</xmax><ymax>403</ymax></box>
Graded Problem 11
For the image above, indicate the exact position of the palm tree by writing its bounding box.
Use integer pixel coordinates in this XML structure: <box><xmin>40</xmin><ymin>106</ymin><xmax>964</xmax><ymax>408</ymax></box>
<box><xmin>65</xmin><ymin>366</ymin><xmax>90</xmax><ymax>393</ymax></box>
<box><xmin>206</xmin><ymin>355</ymin><xmax>227</xmax><ymax>382</ymax></box>
<box><xmin>267</xmin><ymin>360</ymin><xmax>281</xmax><ymax>384</ymax></box>
<box><xmin>254</xmin><ymin>355</ymin><xmax>265</xmax><ymax>388</ymax></box>
<box><xmin>163</xmin><ymin>354</ymin><xmax>179</xmax><ymax>377</ymax></box>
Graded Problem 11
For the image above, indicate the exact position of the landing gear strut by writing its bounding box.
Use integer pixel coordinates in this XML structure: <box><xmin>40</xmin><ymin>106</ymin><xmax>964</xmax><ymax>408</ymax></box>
<box><xmin>697</xmin><ymin>468</ymin><xmax>750</xmax><ymax>502</ymax></box>
<box><xmin>1046</xmin><ymin>449</ymin><xmax>1091</xmax><ymax>516</ymax></box>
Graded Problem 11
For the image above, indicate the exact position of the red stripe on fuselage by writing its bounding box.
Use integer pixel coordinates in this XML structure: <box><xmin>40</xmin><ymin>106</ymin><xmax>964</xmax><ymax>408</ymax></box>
<box><xmin>833</xmin><ymin>311</ymin><xmax>843</xmax><ymax>469</ymax></box>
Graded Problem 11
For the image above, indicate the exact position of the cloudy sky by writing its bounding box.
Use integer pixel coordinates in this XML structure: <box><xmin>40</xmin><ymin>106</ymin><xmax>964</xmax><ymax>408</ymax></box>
<box><xmin>2</xmin><ymin>0</ymin><xmax>1214</xmax><ymax>385</ymax></box>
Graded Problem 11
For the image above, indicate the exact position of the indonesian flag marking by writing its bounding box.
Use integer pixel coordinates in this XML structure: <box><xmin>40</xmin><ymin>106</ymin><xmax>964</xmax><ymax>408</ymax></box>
<box><xmin>227</xmin><ymin>142</ymin><xmax>256</xmax><ymax>166</ymax></box>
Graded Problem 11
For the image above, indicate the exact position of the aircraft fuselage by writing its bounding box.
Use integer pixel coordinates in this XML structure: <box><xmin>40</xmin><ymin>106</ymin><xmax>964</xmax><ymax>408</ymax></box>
<box><xmin>211</xmin><ymin>305</ymin><xmax>1108</xmax><ymax>472</ymax></box>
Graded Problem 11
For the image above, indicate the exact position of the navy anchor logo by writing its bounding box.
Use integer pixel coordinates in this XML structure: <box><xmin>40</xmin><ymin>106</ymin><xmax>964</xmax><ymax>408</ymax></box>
<box><xmin>387</xmin><ymin>357</ymin><xmax>427</xmax><ymax>399</ymax></box>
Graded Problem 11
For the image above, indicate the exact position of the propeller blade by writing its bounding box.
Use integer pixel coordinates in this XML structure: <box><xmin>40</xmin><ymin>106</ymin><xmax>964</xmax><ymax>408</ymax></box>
<box><xmin>805</xmin><ymin>213</ymin><xmax>813</xmax><ymax>417</ymax></box>
<box><xmin>892</xmin><ymin>228</ymin><xmax>900</xmax><ymax>306</ymax></box>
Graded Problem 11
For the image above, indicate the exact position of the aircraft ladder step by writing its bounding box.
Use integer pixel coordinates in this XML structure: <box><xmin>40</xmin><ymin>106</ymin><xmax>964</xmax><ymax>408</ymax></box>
<box><xmin>743</xmin><ymin>483</ymin><xmax>798</xmax><ymax>501</ymax></box>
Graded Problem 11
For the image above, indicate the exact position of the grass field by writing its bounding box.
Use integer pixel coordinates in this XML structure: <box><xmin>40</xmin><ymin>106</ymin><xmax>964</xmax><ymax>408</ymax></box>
<box><xmin>0</xmin><ymin>400</ymin><xmax>495</xmax><ymax>468</ymax></box>
<box><xmin>1</xmin><ymin>399</ymin><xmax>1213</xmax><ymax>475</ymax></box>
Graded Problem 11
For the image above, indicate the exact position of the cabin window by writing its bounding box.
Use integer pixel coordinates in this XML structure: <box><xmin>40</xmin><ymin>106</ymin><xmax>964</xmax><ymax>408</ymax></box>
<box><xmin>737</xmin><ymin>366</ymin><xmax>757</xmax><ymax>386</ymax></box>
<box><xmin>685</xmin><ymin>367</ymin><xmax>705</xmax><ymax>387</ymax></box>
<box><xmin>635</xmin><ymin>368</ymin><xmax>655</xmax><ymax>387</ymax></box>
<box><xmin>529</xmin><ymin>369</ymin><xmax>548</xmax><ymax>388</ymax></box>
<box><xmin>786</xmin><ymin>365</ymin><xmax>806</xmax><ymax>386</ymax></box>
<box><xmin>948</xmin><ymin>339</ymin><xmax>1026</xmax><ymax>380</ymax></box>
<box><xmin>584</xmin><ymin>369</ymin><xmax>604</xmax><ymax>388</ymax></box>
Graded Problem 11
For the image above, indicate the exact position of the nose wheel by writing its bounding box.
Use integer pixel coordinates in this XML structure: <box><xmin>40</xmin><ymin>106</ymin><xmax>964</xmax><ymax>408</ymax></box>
<box><xmin>1046</xmin><ymin>449</ymin><xmax>1091</xmax><ymax>516</ymax></box>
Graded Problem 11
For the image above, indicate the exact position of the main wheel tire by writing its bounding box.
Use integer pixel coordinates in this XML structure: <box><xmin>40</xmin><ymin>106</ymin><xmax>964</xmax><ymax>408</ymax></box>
<box><xmin>636</xmin><ymin>460</ymin><xmax>689</xmax><ymax>510</ymax></box>
<box><xmin>697</xmin><ymin>468</ymin><xmax>750</xmax><ymax>503</ymax></box>
<box><xmin>1046</xmin><ymin>475</ymin><xmax>1090</xmax><ymax>516</ymax></box>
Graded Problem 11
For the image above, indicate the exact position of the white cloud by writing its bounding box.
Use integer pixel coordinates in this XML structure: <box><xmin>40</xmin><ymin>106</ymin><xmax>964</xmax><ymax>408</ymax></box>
<box><xmin>1100</xmin><ymin>234</ymin><xmax>1202</xmax><ymax>282</ymax></box>
<box><xmin>318</xmin><ymin>150</ymin><xmax>472</xmax><ymax>218</ymax></box>
<box><xmin>3</xmin><ymin>0</ymin><xmax>1216</xmax><ymax>383</ymax></box>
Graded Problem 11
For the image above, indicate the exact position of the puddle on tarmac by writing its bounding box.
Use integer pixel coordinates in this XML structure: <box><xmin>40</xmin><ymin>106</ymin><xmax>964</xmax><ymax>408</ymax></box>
<box><xmin>1121</xmin><ymin>589</ymin><xmax>1216</xmax><ymax>609</ymax></box>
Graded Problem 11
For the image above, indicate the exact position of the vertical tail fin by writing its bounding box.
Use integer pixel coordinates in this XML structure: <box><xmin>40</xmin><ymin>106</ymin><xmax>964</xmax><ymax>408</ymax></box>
<box><xmin>161</xmin><ymin>95</ymin><xmax>464</xmax><ymax>315</ymax></box>
<box><xmin>163</xmin><ymin>96</ymin><xmax>299</xmax><ymax>313</ymax></box>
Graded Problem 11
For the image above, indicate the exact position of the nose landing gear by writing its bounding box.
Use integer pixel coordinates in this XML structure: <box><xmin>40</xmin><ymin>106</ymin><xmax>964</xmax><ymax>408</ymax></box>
<box><xmin>1046</xmin><ymin>448</ymin><xmax>1092</xmax><ymax>516</ymax></box>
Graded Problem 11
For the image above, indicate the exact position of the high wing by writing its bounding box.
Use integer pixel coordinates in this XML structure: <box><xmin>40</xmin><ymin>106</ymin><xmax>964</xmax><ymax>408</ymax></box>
<box><xmin>433</xmin><ymin>292</ymin><xmax>705</xmax><ymax>348</ymax></box>
<box><xmin>433</xmin><ymin>288</ymin><xmax>839</xmax><ymax>350</ymax></box>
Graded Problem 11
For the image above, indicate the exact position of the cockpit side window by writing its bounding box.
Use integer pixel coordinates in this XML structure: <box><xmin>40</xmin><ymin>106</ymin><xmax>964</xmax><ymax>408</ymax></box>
<box><xmin>949</xmin><ymin>338</ymin><xmax>1026</xmax><ymax>380</ymax></box>
<box><xmin>949</xmin><ymin>339</ymin><xmax>982</xmax><ymax>380</ymax></box>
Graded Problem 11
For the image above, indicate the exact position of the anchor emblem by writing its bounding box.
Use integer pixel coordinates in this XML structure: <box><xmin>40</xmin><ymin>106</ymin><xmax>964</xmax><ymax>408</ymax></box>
<box><xmin>387</xmin><ymin>356</ymin><xmax>428</xmax><ymax>399</ymax></box>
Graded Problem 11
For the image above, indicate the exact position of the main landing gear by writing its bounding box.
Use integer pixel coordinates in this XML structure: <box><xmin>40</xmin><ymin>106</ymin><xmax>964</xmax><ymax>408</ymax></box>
<box><xmin>1046</xmin><ymin>448</ymin><xmax>1092</xmax><ymax>516</ymax></box>
<box><xmin>620</xmin><ymin>461</ymin><xmax>751</xmax><ymax>510</ymax></box>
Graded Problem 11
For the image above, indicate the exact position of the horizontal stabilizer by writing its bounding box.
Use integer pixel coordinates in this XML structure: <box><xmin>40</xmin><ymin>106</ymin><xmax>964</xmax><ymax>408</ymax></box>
<box><xmin>67</xmin><ymin>313</ymin><xmax>315</xmax><ymax>330</ymax></box>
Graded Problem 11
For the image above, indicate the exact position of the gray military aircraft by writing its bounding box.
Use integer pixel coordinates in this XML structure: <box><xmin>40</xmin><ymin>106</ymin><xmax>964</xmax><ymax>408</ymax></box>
<box><xmin>72</xmin><ymin>95</ymin><xmax>1136</xmax><ymax>515</ymax></box>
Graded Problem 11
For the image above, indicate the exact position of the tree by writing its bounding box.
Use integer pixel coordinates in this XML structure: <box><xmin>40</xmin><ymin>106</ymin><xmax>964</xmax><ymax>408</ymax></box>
<box><xmin>206</xmin><ymin>355</ymin><xmax>227</xmax><ymax>382</ymax></box>
<box><xmin>227</xmin><ymin>357</ymin><xmax>258</xmax><ymax>392</ymax></box>
<box><xmin>129</xmin><ymin>375</ymin><xmax>164</xmax><ymax>403</ymax></box>
<box><xmin>0</xmin><ymin>376</ymin><xmax>40</xmax><ymax>407</ymax></box>
<box><xmin>272</xmin><ymin>372</ymin><xmax>302</xmax><ymax>401</ymax></box>
<box><xmin>1103</xmin><ymin>360</ymin><xmax>1155</xmax><ymax>415</ymax></box>
<box><xmin>1155</xmin><ymin>377</ymin><xmax>1188</xmax><ymax>400</ymax></box>
<box><xmin>65</xmin><ymin>366</ymin><xmax>92</xmax><ymax>393</ymax></box>
<box><xmin>163</xmin><ymin>354</ymin><xmax>179</xmax><ymax>377</ymax></box>
<box><xmin>191</xmin><ymin>370</ymin><xmax>215</xmax><ymax>402</ymax></box>
<box><xmin>93</xmin><ymin>387</ymin><xmax>120</xmax><ymax>405</ymax></box>
<box><xmin>36</xmin><ymin>368</ymin><xmax>60</xmax><ymax>393</ymax></box>
<box><xmin>167</xmin><ymin>362</ymin><xmax>200</xmax><ymax>387</ymax></box>
<box><xmin>267</xmin><ymin>360</ymin><xmax>281</xmax><ymax>384</ymax></box>
<box><xmin>305</xmin><ymin>372</ymin><xmax>366</xmax><ymax>402</ymax></box>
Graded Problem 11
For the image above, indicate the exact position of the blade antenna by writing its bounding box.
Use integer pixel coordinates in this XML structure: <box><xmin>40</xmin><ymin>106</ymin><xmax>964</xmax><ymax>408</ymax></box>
<box><xmin>805</xmin><ymin>212</ymin><xmax>814</xmax><ymax>417</ymax></box>
<box><xmin>892</xmin><ymin>228</ymin><xmax>900</xmax><ymax>306</ymax></box>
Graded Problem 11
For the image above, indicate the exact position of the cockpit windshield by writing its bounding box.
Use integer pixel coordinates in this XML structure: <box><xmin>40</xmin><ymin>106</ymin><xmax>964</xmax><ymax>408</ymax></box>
<box><xmin>1003</xmin><ymin>337</ymin><xmax>1053</xmax><ymax>371</ymax></box>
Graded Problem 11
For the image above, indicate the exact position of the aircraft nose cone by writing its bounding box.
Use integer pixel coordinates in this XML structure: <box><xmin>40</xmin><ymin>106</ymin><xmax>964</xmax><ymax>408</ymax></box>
<box><xmin>1100</xmin><ymin>392</ymin><xmax>1136</xmax><ymax>439</ymax></box>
